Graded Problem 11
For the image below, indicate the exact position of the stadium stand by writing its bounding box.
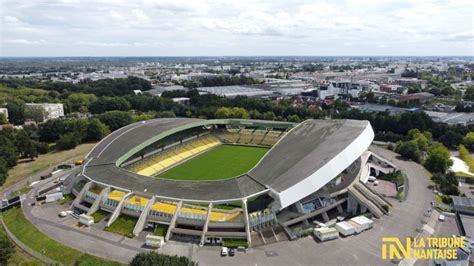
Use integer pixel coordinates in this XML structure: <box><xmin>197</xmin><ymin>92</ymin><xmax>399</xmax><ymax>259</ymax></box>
<box><xmin>214</xmin><ymin>128</ymin><xmax>285</xmax><ymax>146</ymax></box>
<box><xmin>128</xmin><ymin>135</ymin><xmax>221</xmax><ymax>177</ymax></box>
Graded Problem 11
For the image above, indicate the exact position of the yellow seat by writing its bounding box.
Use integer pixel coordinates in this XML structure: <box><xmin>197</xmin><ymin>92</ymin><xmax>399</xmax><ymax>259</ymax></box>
<box><xmin>137</xmin><ymin>167</ymin><xmax>156</xmax><ymax>176</ymax></box>
<box><xmin>127</xmin><ymin>195</ymin><xmax>149</xmax><ymax>207</ymax></box>
<box><xmin>151</xmin><ymin>202</ymin><xmax>177</xmax><ymax>214</ymax></box>
<box><xmin>108</xmin><ymin>190</ymin><xmax>125</xmax><ymax>201</ymax></box>
<box><xmin>160</xmin><ymin>158</ymin><xmax>175</xmax><ymax>167</ymax></box>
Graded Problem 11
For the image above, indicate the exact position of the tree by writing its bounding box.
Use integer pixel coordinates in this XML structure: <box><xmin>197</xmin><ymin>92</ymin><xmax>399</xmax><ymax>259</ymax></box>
<box><xmin>0</xmin><ymin>135</ymin><xmax>18</xmax><ymax>167</ymax></box>
<box><xmin>35</xmin><ymin>141</ymin><xmax>50</xmax><ymax>154</ymax></box>
<box><xmin>463</xmin><ymin>132</ymin><xmax>474</xmax><ymax>151</ymax></box>
<box><xmin>130</xmin><ymin>252</ymin><xmax>197</xmax><ymax>266</ymax></box>
<box><xmin>439</xmin><ymin>130</ymin><xmax>463</xmax><ymax>149</ymax></box>
<box><xmin>263</xmin><ymin>111</ymin><xmax>275</xmax><ymax>121</ymax></box>
<box><xmin>97</xmin><ymin>111</ymin><xmax>133</xmax><ymax>131</ymax></box>
<box><xmin>287</xmin><ymin>114</ymin><xmax>301</xmax><ymax>123</ymax></box>
<box><xmin>431</xmin><ymin>172</ymin><xmax>459</xmax><ymax>196</ymax></box>
<box><xmin>0</xmin><ymin>158</ymin><xmax>8</xmax><ymax>186</ymax></box>
<box><xmin>64</xmin><ymin>93</ymin><xmax>97</xmax><ymax>113</ymax></box>
<box><xmin>464</xmin><ymin>86</ymin><xmax>474</xmax><ymax>100</ymax></box>
<box><xmin>214</xmin><ymin>107</ymin><xmax>249</xmax><ymax>119</ymax></box>
<box><xmin>395</xmin><ymin>141</ymin><xmax>421</xmax><ymax>163</ymax></box>
<box><xmin>0</xmin><ymin>113</ymin><xmax>7</xmax><ymax>124</ymax></box>
<box><xmin>24</xmin><ymin>106</ymin><xmax>47</xmax><ymax>123</ymax></box>
<box><xmin>5</xmin><ymin>100</ymin><xmax>25</xmax><ymax>125</ymax></box>
<box><xmin>15</xmin><ymin>131</ymin><xmax>38</xmax><ymax>160</ymax></box>
<box><xmin>0</xmin><ymin>235</ymin><xmax>13</xmax><ymax>264</ymax></box>
<box><xmin>424</xmin><ymin>143</ymin><xmax>453</xmax><ymax>174</ymax></box>
<box><xmin>56</xmin><ymin>132</ymin><xmax>81</xmax><ymax>150</ymax></box>
<box><xmin>86</xmin><ymin>118</ymin><xmax>110</xmax><ymax>141</ymax></box>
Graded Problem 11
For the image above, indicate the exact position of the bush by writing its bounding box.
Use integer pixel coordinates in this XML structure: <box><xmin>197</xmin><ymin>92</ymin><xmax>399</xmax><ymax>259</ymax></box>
<box><xmin>395</xmin><ymin>141</ymin><xmax>421</xmax><ymax>162</ymax></box>
<box><xmin>130</xmin><ymin>252</ymin><xmax>198</xmax><ymax>266</ymax></box>
<box><xmin>424</xmin><ymin>143</ymin><xmax>452</xmax><ymax>174</ymax></box>
<box><xmin>56</xmin><ymin>132</ymin><xmax>81</xmax><ymax>150</ymax></box>
<box><xmin>0</xmin><ymin>235</ymin><xmax>13</xmax><ymax>264</ymax></box>
<box><xmin>35</xmin><ymin>141</ymin><xmax>51</xmax><ymax>154</ymax></box>
<box><xmin>387</xmin><ymin>143</ymin><xmax>395</xmax><ymax>151</ymax></box>
<box><xmin>223</xmin><ymin>239</ymin><xmax>249</xmax><ymax>248</ymax></box>
<box><xmin>458</xmin><ymin>144</ymin><xmax>474</xmax><ymax>172</ymax></box>
<box><xmin>379</xmin><ymin>170</ymin><xmax>404</xmax><ymax>187</ymax></box>
<box><xmin>0</xmin><ymin>158</ymin><xmax>8</xmax><ymax>186</ymax></box>
<box><xmin>440</xmin><ymin>195</ymin><xmax>453</xmax><ymax>205</ymax></box>
<box><xmin>86</xmin><ymin>118</ymin><xmax>110</xmax><ymax>141</ymax></box>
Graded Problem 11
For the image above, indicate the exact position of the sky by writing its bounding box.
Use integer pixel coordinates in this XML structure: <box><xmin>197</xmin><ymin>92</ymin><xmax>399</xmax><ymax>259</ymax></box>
<box><xmin>0</xmin><ymin>0</ymin><xmax>473</xmax><ymax>57</ymax></box>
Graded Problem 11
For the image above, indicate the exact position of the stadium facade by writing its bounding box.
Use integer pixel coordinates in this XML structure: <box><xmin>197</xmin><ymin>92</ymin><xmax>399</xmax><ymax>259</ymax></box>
<box><xmin>69</xmin><ymin>118</ymin><xmax>392</xmax><ymax>246</ymax></box>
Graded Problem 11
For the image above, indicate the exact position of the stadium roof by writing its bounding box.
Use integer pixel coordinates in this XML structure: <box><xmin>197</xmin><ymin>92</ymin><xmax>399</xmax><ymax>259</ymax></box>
<box><xmin>83</xmin><ymin>118</ymin><xmax>373</xmax><ymax>203</ymax></box>
<box><xmin>249</xmin><ymin>119</ymin><xmax>369</xmax><ymax>192</ymax></box>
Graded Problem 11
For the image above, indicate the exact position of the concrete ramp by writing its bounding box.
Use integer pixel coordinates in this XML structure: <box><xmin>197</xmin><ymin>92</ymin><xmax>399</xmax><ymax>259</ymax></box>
<box><xmin>355</xmin><ymin>182</ymin><xmax>392</xmax><ymax>208</ymax></box>
<box><xmin>348</xmin><ymin>186</ymin><xmax>384</xmax><ymax>218</ymax></box>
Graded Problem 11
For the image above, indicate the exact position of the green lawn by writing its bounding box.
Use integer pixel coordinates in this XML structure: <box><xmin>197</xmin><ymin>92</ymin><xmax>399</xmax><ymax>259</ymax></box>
<box><xmin>0</xmin><ymin>220</ymin><xmax>42</xmax><ymax>265</ymax></box>
<box><xmin>154</xmin><ymin>224</ymin><xmax>169</xmax><ymax>237</ymax></box>
<box><xmin>104</xmin><ymin>215</ymin><xmax>136</xmax><ymax>238</ymax></box>
<box><xmin>158</xmin><ymin>144</ymin><xmax>269</xmax><ymax>181</ymax></box>
<box><xmin>91</xmin><ymin>210</ymin><xmax>110</xmax><ymax>223</ymax></box>
<box><xmin>1</xmin><ymin>207</ymin><xmax>121</xmax><ymax>265</ymax></box>
<box><xmin>57</xmin><ymin>194</ymin><xmax>75</xmax><ymax>205</ymax></box>
<box><xmin>223</xmin><ymin>239</ymin><xmax>249</xmax><ymax>248</ymax></box>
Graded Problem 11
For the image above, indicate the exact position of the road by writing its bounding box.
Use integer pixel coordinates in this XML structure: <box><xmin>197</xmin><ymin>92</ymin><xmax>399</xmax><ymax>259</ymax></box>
<box><xmin>20</xmin><ymin>145</ymin><xmax>436</xmax><ymax>265</ymax></box>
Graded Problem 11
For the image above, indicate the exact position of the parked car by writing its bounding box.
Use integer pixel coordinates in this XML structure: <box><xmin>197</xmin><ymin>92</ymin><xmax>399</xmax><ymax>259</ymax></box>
<box><xmin>221</xmin><ymin>247</ymin><xmax>228</xmax><ymax>256</ymax></box>
<box><xmin>228</xmin><ymin>248</ymin><xmax>235</xmax><ymax>257</ymax></box>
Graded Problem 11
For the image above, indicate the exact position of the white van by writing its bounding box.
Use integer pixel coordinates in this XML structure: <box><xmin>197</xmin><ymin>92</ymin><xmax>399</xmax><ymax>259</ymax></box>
<box><xmin>221</xmin><ymin>247</ymin><xmax>229</xmax><ymax>256</ymax></box>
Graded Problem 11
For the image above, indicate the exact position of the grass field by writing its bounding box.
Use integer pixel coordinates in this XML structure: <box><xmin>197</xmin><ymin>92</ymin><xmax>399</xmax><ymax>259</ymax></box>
<box><xmin>57</xmin><ymin>194</ymin><xmax>75</xmax><ymax>205</ymax></box>
<box><xmin>154</xmin><ymin>224</ymin><xmax>169</xmax><ymax>237</ymax></box>
<box><xmin>158</xmin><ymin>144</ymin><xmax>269</xmax><ymax>181</ymax></box>
<box><xmin>91</xmin><ymin>210</ymin><xmax>110</xmax><ymax>223</ymax></box>
<box><xmin>0</xmin><ymin>220</ymin><xmax>42</xmax><ymax>265</ymax></box>
<box><xmin>104</xmin><ymin>215</ymin><xmax>136</xmax><ymax>238</ymax></box>
<box><xmin>1</xmin><ymin>207</ymin><xmax>120</xmax><ymax>265</ymax></box>
<box><xmin>1</xmin><ymin>143</ymin><xmax>96</xmax><ymax>191</ymax></box>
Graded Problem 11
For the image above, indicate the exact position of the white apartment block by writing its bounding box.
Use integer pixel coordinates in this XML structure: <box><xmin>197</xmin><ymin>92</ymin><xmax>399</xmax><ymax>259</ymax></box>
<box><xmin>25</xmin><ymin>103</ymin><xmax>64</xmax><ymax>121</ymax></box>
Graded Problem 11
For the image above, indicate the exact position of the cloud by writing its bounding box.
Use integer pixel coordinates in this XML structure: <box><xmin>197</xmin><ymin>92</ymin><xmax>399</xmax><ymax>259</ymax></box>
<box><xmin>0</xmin><ymin>0</ymin><xmax>473</xmax><ymax>56</ymax></box>
<box><xmin>442</xmin><ymin>32</ymin><xmax>474</xmax><ymax>42</ymax></box>
<box><xmin>4</xmin><ymin>39</ymin><xmax>48</xmax><ymax>45</ymax></box>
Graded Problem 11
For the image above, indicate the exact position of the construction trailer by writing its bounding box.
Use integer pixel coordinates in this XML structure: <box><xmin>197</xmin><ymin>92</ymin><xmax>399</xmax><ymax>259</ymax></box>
<box><xmin>314</xmin><ymin>227</ymin><xmax>339</xmax><ymax>241</ymax></box>
<box><xmin>335</xmin><ymin>221</ymin><xmax>355</xmax><ymax>236</ymax></box>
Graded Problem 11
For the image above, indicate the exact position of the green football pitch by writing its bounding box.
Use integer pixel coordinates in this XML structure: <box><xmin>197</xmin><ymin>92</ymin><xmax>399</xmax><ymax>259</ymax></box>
<box><xmin>157</xmin><ymin>144</ymin><xmax>269</xmax><ymax>181</ymax></box>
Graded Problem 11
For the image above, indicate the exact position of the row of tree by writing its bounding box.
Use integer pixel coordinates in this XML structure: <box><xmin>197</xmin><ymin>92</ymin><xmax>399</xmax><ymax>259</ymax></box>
<box><xmin>394</xmin><ymin>129</ymin><xmax>459</xmax><ymax>196</ymax></box>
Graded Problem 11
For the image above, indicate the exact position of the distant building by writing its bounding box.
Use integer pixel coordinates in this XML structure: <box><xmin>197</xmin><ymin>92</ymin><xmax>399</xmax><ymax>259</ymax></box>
<box><xmin>398</xmin><ymin>92</ymin><xmax>434</xmax><ymax>105</ymax></box>
<box><xmin>425</xmin><ymin>111</ymin><xmax>474</xmax><ymax>126</ymax></box>
<box><xmin>197</xmin><ymin>85</ymin><xmax>273</xmax><ymax>98</ymax></box>
<box><xmin>0</xmin><ymin>108</ymin><xmax>8</xmax><ymax>120</ymax></box>
<box><xmin>146</xmin><ymin>85</ymin><xmax>186</xmax><ymax>96</ymax></box>
<box><xmin>25</xmin><ymin>103</ymin><xmax>64</xmax><ymax>121</ymax></box>
<box><xmin>172</xmin><ymin>97</ymin><xmax>190</xmax><ymax>105</ymax></box>
<box><xmin>451</xmin><ymin>196</ymin><xmax>474</xmax><ymax>215</ymax></box>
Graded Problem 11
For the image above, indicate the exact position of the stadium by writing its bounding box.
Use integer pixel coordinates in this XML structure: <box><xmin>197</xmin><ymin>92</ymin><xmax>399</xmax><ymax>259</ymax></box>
<box><xmin>70</xmin><ymin>118</ymin><xmax>392</xmax><ymax>246</ymax></box>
